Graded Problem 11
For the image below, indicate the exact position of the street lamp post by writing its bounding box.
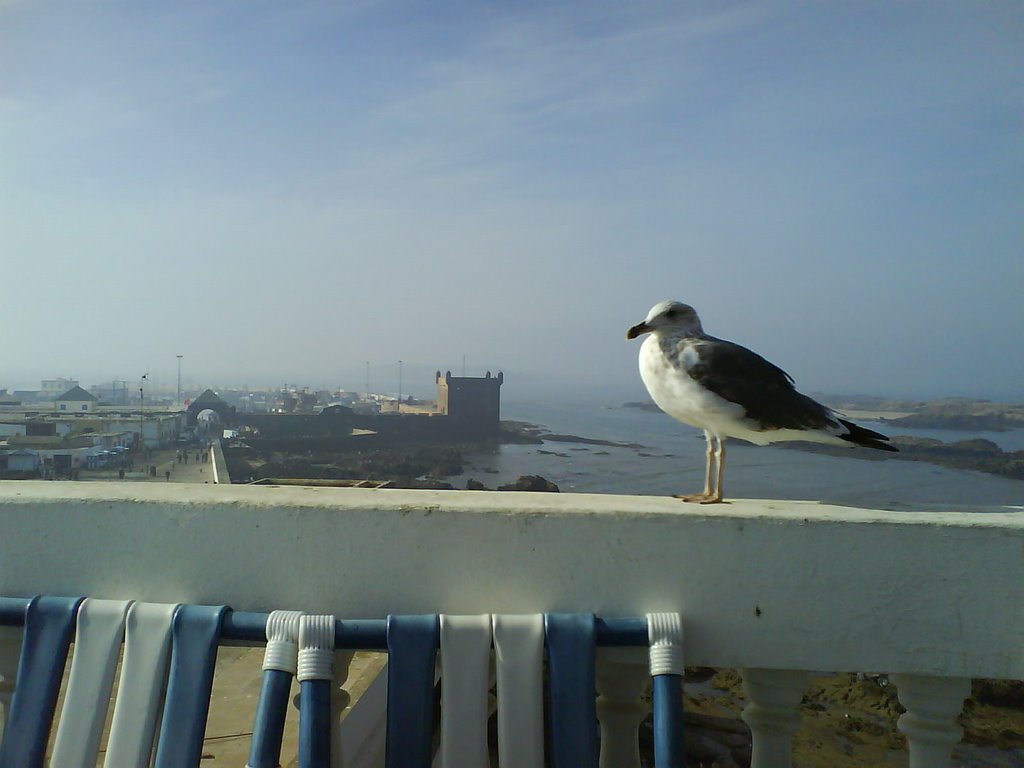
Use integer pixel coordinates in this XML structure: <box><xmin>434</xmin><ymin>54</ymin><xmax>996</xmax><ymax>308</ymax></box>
<box><xmin>398</xmin><ymin>360</ymin><xmax>403</xmax><ymax>414</ymax></box>
<box><xmin>176</xmin><ymin>355</ymin><xmax>183</xmax><ymax>408</ymax></box>
<box><xmin>139</xmin><ymin>373</ymin><xmax>148</xmax><ymax>455</ymax></box>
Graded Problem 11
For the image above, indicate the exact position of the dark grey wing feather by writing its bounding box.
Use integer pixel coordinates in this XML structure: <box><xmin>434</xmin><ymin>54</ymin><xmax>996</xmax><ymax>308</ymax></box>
<box><xmin>683</xmin><ymin>337</ymin><xmax>836</xmax><ymax>431</ymax></box>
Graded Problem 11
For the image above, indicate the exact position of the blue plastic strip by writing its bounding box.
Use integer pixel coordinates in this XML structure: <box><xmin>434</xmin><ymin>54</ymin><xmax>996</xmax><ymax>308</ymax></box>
<box><xmin>298</xmin><ymin>678</ymin><xmax>333</xmax><ymax>768</ymax></box>
<box><xmin>385</xmin><ymin>614</ymin><xmax>440</xmax><ymax>768</ymax></box>
<box><xmin>153</xmin><ymin>604</ymin><xmax>228</xmax><ymax>768</ymax></box>
<box><xmin>652</xmin><ymin>673</ymin><xmax>686</xmax><ymax>768</ymax></box>
<box><xmin>545</xmin><ymin>613</ymin><xmax>599</xmax><ymax>768</ymax></box>
<box><xmin>0</xmin><ymin>595</ymin><xmax>84</xmax><ymax>768</ymax></box>
<box><xmin>0</xmin><ymin>597</ymin><xmax>32</xmax><ymax>625</ymax></box>
<box><xmin>247</xmin><ymin>669</ymin><xmax>294</xmax><ymax>768</ymax></box>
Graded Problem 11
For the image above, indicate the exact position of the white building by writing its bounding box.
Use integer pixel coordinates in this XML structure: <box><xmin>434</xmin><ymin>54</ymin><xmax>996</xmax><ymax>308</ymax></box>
<box><xmin>54</xmin><ymin>386</ymin><xmax>98</xmax><ymax>414</ymax></box>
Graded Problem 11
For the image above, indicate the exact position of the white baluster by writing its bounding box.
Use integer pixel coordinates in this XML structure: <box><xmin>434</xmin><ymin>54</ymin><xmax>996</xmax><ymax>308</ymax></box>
<box><xmin>0</xmin><ymin>626</ymin><xmax>21</xmax><ymax>735</ymax></box>
<box><xmin>595</xmin><ymin>646</ymin><xmax>648</xmax><ymax>768</ymax></box>
<box><xmin>740</xmin><ymin>668</ymin><xmax>809</xmax><ymax>768</ymax></box>
<box><xmin>331</xmin><ymin>649</ymin><xmax>356</xmax><ymax>766</ymax></box>
<box><xmin>891</xmin><ymin>674</ymin><xmax>970</xmax><ymax>768</ymax></box>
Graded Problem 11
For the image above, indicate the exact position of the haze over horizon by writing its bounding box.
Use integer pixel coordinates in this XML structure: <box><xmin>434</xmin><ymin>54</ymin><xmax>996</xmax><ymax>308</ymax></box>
<box><xmin>2</xmin><ymin>2</ymin><xmax>1021</xmax><ymax>403</ymax></box>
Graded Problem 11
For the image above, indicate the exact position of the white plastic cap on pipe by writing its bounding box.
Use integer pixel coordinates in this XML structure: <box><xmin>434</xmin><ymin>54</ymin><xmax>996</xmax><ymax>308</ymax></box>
<box><xmin>297</xmin><ymin>614</ymin><xmax>336</xmax><ymax>682</ymax></box>
<box><xmin>262</xmin><ymin>610</ymin><xmax>304</xmax><ymax>674</ymax></box>
<box><xmin>646</xmin><ymin>612</ymin><xmax>684</xmax><ymax>676</ymax></box>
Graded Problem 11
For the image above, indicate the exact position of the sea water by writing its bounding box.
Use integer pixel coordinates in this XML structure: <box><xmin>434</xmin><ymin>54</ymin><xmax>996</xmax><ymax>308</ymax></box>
<box><xmin>450</xmin><ymin>400</ymin><xmax>1023</xmax><ymax>512</ymax></box>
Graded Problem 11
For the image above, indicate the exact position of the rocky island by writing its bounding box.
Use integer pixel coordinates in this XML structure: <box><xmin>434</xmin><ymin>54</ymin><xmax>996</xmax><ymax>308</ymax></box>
<box><xmin>815</xmin><ymin>395</ymin><xmax>1024</xmax><ymax>432</ymax></box>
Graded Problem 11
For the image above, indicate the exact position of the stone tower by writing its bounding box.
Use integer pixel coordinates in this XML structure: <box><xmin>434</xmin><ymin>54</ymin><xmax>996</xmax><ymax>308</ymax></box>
<box><xmin>435</xmin><ymin>371</ymin><xmax>503</xmax><ymax>432</ymax></box>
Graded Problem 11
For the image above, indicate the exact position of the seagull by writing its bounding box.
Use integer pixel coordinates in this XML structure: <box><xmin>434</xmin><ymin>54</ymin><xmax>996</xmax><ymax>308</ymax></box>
<box><xmin>626</xmin><ymin>300</ymin><xmax>897</xmax><ymax>503</ymax></box>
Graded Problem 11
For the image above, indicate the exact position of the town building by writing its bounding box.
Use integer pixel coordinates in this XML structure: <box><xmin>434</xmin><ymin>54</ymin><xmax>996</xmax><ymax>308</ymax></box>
<box><xmin>54</xmin><ymin>386</ymin><xmax>98</xmax><ymax>414</ymax></box>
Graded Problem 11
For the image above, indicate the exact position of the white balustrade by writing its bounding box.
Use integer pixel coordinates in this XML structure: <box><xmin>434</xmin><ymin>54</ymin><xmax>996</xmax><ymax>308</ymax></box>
<box><xmin>0</xmin><ymin>482</ymin><xmax>1020</xmax><ymax>764</ymax></box>
<box><xmin>595</xmin><ymin>647</ymin><xmax>649</xmax><ymax>768</ymax></box>
<box><xmin>336</xmin><ymin>659</ymin><xmax>389</xmax><ymax>768</ymax></box>
<box><xmin>740</xmin><ymin>668</ymin><xmax>809</xmax><ymax>768</ymax></box>
<box><xmin>0</xmin><ymin>627</ymin><xmax>21</xmax><ymax>736</ymax></box>
<box><xmin>891</xmin><ymin>673</ymin><xmax>971</xmax><ymax>768</ymax></box>
<box><xmin>332</xmin><ymin>649</ymin><xmax>356</xmax><ymax>765</ymax></box>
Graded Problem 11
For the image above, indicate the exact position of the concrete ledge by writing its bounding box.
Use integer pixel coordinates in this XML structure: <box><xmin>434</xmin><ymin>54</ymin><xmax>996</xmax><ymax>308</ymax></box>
<box><xmin>210</xmin><ymin>439</ymin><xmax>229</xmax><ymax>484</ymax></box>
<box><xmin>1</xmin><ymin>482</ymin><xmax>1022</xmax><ymax>678</ymax></box>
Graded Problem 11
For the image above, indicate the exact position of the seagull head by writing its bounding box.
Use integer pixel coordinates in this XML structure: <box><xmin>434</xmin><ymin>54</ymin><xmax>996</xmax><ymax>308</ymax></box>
<box><xmin>626</xmin><ymin>300</ymin><xmax>703</xmax><ymax>339</ymax></box>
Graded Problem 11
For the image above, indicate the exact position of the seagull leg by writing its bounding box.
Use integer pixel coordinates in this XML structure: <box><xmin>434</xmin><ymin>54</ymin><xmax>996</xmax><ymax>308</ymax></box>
<box><xmin>675</xmin><ymin>430</ymin><xmax>716</xmax><ymax>502</ymax></box>
<box><xmin>699</xmin><ymin>437</ymin><xmax>726</xmax><ymax>504</ymax></box>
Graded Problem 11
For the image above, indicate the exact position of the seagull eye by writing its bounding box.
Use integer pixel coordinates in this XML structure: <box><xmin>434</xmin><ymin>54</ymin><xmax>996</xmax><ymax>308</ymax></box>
<box><xmin>665</xmin><ymin>309</ymin><xmax>677</xmax><ymax>319</ymax></box>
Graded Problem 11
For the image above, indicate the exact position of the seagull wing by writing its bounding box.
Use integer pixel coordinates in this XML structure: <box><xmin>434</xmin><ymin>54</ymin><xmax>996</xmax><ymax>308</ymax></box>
<box><xmin>680</xmin><ymin>337</ymin><xmax>837</xmax><ymax>431</ymax></box>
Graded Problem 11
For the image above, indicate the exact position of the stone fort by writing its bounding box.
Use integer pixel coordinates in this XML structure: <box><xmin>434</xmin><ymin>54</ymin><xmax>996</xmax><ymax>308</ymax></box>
<box><xmin>435</xmin><ymin>370</ymin><xmax>503</xmax><ymax>432</ymax></box>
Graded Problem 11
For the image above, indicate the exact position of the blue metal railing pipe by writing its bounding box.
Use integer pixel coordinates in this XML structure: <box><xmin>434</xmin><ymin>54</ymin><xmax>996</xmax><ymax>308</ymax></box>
<box><xmin>2</xmin><ymin>599</ymin><xmax>649</xmax><ymax>648</ymax></box>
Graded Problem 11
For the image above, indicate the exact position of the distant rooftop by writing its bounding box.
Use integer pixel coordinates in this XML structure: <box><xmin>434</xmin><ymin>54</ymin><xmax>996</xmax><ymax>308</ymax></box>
<box><xmin>55</xmin><ymin>386</ymin><xmax>97</xmax><ymax>402</ymax></box>
<box><xmin>191</xmin><ymin>389</ymin><xmax>227</xmax><ymax>406</ymax></box>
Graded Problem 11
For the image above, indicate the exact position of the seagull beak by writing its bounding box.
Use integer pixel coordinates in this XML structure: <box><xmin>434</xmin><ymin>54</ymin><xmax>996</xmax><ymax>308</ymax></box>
<box><xmin>626</xmin><ymin>322</ymin><xmax>650</xmax><ymax>340</ymax></box>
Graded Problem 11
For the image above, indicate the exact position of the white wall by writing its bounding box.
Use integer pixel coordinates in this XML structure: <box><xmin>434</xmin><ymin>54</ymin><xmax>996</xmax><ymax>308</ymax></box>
<box><xmin>0</xmin><ymin>483</ymin><xmax>1021</xmax><ymax>679</ymax></box>
<box><xmin>54</xmin><ymin>400</ymin><xmax>95</xmax><ymax>413</ymax></box>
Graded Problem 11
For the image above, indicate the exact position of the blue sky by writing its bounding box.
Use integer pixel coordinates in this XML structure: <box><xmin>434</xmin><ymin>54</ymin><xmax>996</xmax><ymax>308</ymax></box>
<box><xmin>2</xmin><ymin>1</ymin><xmax>1022</xmax><ymax>401</ymax></box>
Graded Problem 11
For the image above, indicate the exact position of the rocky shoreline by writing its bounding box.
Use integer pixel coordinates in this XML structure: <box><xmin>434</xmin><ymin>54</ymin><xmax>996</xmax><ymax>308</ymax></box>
<box><xmin>223</xmin><ymin>425</ymin><xmax>570</xmax><ymax>491</ymax></box>
<box><xmin>223</xmin><ymin>418</ymin><xmax>654</xmax><ymax>491</ymax></box>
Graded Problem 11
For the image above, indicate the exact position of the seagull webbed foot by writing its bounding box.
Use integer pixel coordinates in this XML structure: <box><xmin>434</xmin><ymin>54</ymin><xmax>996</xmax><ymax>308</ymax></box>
<box><xmin>673</xmin><ymin>492</ymin><xmax>725</xmax><ymax>504</ymax></box>
<box><xmin>674</xmin><ymin>492</ymin><xmax>713</xmax><ymax>502</ymax></box>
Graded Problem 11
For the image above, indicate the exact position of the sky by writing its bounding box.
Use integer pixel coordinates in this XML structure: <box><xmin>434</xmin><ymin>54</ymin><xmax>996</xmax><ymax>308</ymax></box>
<box><xmin>1</xmin><ymin>1</ymin><xmax>1022</xmax><ymax>402</ymax></box>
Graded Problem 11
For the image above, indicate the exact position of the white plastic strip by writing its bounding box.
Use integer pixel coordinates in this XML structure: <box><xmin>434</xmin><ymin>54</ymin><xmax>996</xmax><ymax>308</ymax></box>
<box><xmin>492</xmin><ymin>614</ymin><xmax>544</xmax><ymax>768</ymax></box>
<box><xmin>439</xmin><ymin>614</ymin><xmax>492</xmax><ymax>768</ymax></box>
<box><xmin>646</xmin><ymin>612</ymin><xmax>684</xmax><ymax>676</ymax></box>
<box><xmin>297</xmin><ymin>614</ymin><xmax>335</xmax><ymax>682</ymax></box>
<box><xmin>104</xmin><ymin>602</ymin><xmax>179</xmax><ymax>768</ymax></box>
<box><xmin>51</xmin><ymin>599</ymin><xmax>132</xmax><ymax>768</ymax></box>
<box><xmin>263</xmin><ymin>610</ymin><xmax>303</xmax><ymax>673</ymax></box>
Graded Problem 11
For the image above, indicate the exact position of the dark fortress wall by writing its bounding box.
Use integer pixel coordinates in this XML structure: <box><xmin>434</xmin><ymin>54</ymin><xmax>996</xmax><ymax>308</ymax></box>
<box><xmin>241</xmin><ymin>409</ymin><xmax>354</xmax><ymax>438</ymax></box>
<box><xmin>436</xmin><ymin>371</ymin><xmax>502</xmax><ymax>431</ymax></box>
<box><xmin>351</xmin><ymin>413</ymin><xmax>498</xmax><ymax>443</ymax></box>
<box><xmin>241</xmin><ymin>410</ymin><xmax>500</xmax><ymax>448</ymax></box>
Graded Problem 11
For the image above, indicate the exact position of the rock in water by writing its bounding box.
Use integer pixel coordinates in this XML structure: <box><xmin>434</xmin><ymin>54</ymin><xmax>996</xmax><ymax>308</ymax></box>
<box><xmin>498</xmin><ymin>475</ymin><xmax>560</xmax><ymax>492</ymax></box>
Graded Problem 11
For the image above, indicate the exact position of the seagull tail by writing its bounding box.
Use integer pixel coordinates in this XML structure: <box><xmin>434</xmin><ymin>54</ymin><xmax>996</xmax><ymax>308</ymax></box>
<box><xmin>837</xmin><ymin>419</ymin><xmax>899</xmax><ymax>452</ymax></box>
